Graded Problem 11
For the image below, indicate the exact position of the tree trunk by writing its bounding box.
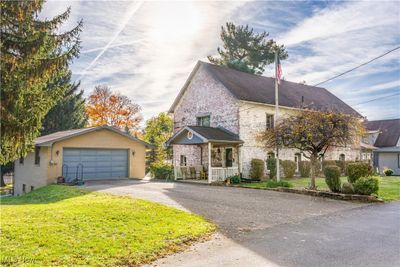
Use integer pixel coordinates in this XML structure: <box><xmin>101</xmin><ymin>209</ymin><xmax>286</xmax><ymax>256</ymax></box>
<box><xmin>0</xmin><ymin>173</ymin><xmax>5</xmax><ymax>187</ymax></box>
<box><xmin>309</xmin><ymin>154</ymin><xmax>318</xmax><ymax>189</ymax></box>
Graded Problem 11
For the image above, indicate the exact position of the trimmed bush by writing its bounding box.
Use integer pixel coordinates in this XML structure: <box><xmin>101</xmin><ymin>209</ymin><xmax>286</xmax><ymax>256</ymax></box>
<box><xmin>299</xmin><ymin>161</ymin><xmax>311</xmax><ymax>177</ymax></box>
<box><xmin>250</xmin><ymin>159</ymin><xmax>265</xmax><ymax>179</ymax></box>
<box><xmin>347</xmin><ymin>162</ymin><xmax>373</xmax><ymax>183</ymax></box>
<box><xmin>324</xmin><ymin>165</ymin><xmax>341</xmax><ymax>193</ymax></box>
<box><xmin>334</xmin><ymin>160</ymin><xmax>346</xmax><ymax>174</ymax></box>
<box><xmin>353</xmin><ymin>177</ymin><xmax>380</xmax><ymax>195</ymax></box>
<box><xmin>281</xmin><ymin>160</ymin><xmax>296</xmax><ymax>178</ymax></box>
<box><xmin>149</xmin><ymin>162</ymin><xmax>173</xmax><ymax>179</ymax></box>
<box><xmin>341</xmin><ymin>182</ymin><xmax>354</xmax><ymax>194</ymax></box>
<box><xmin>384</xmin><ymin>168</ymin><xmax>394</xmax><ymax>176</ymax></box>
<box><xmin>266</xmin><ymin>158</ymin><xmax>276</xmax><ymax>179</ymax></box>
<box><xmin>265</xmin><ymin>180</ymin><xmax>292</xmax><ymax>188</ymax></box>
<box><xmin>322</xmin><ymin>160</ymin><xmax>337</xmax><ymax>170</ymax></box>
<box><xmin>228</xmin><ymin>175</ymin><xmax>241</xmax><ymax>184</ymax></box>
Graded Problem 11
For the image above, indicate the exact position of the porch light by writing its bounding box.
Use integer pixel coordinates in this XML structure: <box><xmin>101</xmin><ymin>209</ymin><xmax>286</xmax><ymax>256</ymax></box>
<box><xmin>132</xmin><ymin>150</ymin><xmax>135</xmax><ymax>157</ymax></box>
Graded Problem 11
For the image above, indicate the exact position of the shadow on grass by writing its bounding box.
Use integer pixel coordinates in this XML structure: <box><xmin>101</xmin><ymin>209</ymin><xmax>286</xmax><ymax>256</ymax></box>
<box><xmin>0</xmin><ymin>185</ymin><xmax>90</xmax><ymax>205</ymax></box>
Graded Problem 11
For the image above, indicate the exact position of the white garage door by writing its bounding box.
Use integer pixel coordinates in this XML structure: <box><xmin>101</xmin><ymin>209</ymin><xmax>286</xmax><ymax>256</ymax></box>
<box><xmin>62</xmin><ymin>148</ymin><xmax>128</xmax><ymax>181</ymax></box>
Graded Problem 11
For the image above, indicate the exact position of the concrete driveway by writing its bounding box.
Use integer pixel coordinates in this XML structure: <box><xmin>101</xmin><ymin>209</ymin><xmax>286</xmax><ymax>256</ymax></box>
<box><xmin>84</xmin><ymin>179</ymin><xmax>400</xmax><ymax>267</ymax></box>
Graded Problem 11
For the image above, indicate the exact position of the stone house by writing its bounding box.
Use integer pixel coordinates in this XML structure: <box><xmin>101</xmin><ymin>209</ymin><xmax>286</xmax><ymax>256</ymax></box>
<box><xmin>167</xmin><ymin>61</ymin><xmax>363</xmax><ymax>182</ymax></box>
<box><xmin>366</xmin><ymin>119</ymin><xmax>400</xmax><ymax>175</ymax></box>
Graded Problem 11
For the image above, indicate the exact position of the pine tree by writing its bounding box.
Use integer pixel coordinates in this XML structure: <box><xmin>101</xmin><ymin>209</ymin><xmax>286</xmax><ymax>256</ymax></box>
<box><xmin>41</xmin><ymin>72</ymin><xmax>87</xmax><ymax>135</ymax></box>
<box><xmin>208</xmin><ymin>22</ymin><xmax>288</xmax><ymax>74</ymax></box>
<box><xmin>0</xmin><ymin>0</ymin><xmax>82</xmax><ymax>164</ymax></box>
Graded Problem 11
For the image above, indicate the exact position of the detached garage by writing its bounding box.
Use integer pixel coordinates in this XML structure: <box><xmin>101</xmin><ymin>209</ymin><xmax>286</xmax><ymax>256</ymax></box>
<box><xmin>14</xmin><ymin>126</ymin><xmax>153</xmax><ymax>195</ymax></box>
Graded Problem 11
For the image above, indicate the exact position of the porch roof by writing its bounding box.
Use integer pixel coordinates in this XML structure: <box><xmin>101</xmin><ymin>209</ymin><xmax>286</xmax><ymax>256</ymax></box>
<box><xmin>166</xmin><ymin>126</ymin><xmax>243</xmax><ymax>146</ymax></box>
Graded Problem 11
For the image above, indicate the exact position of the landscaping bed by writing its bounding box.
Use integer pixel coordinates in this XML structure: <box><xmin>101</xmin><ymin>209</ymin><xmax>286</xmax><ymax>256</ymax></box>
<box><xmin>235</xmin><ymin>176</ymin><xmax>399</xmax><ymax>202</ymax></box>
<box><xmin>0</xmin><ymin>185</ymin><xmax>215</xmax><ymax>266</ymax></box>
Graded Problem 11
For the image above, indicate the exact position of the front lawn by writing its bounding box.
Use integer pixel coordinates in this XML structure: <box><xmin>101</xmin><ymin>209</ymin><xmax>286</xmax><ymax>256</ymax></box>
<box><xmin>240</xmin><ymin>176</ymin><xmax>400</xmax><ymax>201</ymax></box>
<box><xmin>0</xmin><ymin>185</ymin><xmax>215</xmax><ymax>266</ymax></box>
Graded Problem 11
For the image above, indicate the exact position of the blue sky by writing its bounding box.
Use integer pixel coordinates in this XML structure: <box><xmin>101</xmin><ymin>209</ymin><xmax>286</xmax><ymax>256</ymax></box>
<box><xmin>41</xmin><ymin>0</ymin><xmax>400</xmax><ymax>123</ymax></box>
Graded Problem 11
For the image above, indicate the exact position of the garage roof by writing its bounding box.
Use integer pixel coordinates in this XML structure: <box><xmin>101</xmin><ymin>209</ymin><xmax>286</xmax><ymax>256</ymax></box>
<box><xmin>35</xmin><ymin>126</ymin><xmax>154</xmax><ymax>148</ymax></box>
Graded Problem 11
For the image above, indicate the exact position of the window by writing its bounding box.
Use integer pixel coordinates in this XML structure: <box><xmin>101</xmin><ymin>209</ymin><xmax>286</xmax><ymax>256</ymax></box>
<box><xmin>339</xmin><ymin>154</ymin><xmax>345</xmax><ymax>161</ymax></box>
<box><xmin>180</xmin><ymin>155</ymin><xmax>187</xmax><ymax>166</ymax></box>
<box><xmin>22</xmin><ymin>184</ymin><xmax>26</xmax><ymax>193</ymax></box>
<box><xmin>19</xmin><ymin>157</ymin><xmax>24</xmax><ymax>164</ymax></box>
<box><xmin>197</xmin><ymin>115</ymin><xmax>210</xmax><ymax>127</ymax></box>
<box><xmin>266</xmin><ymin>114</ymin><xmax>274</xmax><ymax>129</ymax></box>
<box><xmin>31</xmin><ymin>186</ymin><xmax>34</xmax><ymax>192</ymax></box>
<box><xmin>34</xmin><ymin>146</ymin><xmax>40</xmax><ymax>165</ymax></box>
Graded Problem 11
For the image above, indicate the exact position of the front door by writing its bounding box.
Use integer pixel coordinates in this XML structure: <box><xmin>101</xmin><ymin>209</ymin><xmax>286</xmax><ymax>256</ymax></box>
<box><xmin>225</xmin><ymin>148</ymin><xmax>233</xmax><ymax>167</ymax></box>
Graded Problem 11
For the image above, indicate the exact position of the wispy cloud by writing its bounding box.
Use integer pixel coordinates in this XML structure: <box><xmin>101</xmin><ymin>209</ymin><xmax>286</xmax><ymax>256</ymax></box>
<box><xmin>41</xmin><ymin>0</ymin><xmax>400</xmax><ymax>122</ymax></box>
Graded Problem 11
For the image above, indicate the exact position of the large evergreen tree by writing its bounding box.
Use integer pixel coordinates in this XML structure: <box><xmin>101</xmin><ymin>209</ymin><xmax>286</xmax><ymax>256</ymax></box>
<box><xmin>41</xmin><ymin>72</ymin><xmax>87</xmax><ymax>135</ymax></box>
<box><xmin>208</xmin><ymin>22</ymin><xmax>288</xmax><ymax>74</ymax></box>
<box><xmin>0</xmin><ymin>0</ymin><xmax>82</xmax><ymax>164</ymax></box>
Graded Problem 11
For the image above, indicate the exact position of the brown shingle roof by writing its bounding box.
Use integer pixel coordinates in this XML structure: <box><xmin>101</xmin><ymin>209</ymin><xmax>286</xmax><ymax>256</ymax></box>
<box><xmin>366</xmin><ymin>119</ymin><xmax>400</xmax><ymax>147</ymax></box>
<box><xmin>202</xmin><ymin>62</ymin><xmax>361</xmax><ymax>116</ymax></box>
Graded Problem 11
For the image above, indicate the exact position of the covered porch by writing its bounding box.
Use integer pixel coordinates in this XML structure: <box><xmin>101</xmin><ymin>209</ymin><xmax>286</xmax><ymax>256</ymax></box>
<box><xmin>166</xmin><ymin>126</ymin><xmax>244</xmax><ymax>183</ymax></box>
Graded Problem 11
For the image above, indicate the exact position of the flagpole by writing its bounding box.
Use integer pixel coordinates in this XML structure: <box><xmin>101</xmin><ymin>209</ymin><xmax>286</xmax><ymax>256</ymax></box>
<box><xmin>274</xmin><ymin>51</ymin><xmax>280</xmax><ymax>182</ymax></box>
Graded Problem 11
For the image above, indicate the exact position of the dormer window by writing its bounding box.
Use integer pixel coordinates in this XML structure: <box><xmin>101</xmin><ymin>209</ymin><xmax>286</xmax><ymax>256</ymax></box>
<box><xmin>197</xmin><ymin>115</ymin><xmax>210</xmax><ymax>127</ymax></box>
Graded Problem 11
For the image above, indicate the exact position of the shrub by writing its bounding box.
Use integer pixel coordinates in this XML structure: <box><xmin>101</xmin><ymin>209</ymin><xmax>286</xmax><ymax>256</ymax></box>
<box><xmin>149</xmin><ymin>162</ymin><xmax>173</xmax><ymax>179</ymax></box>
<box><xmin>229</xmin><ymin>175</ymin><xmax>241</xmax><ymax>184</ymax></box>
<box><xmin>344</xmin><ymin>161</ymin><xmax>355</xmax><ymax>176</ymax></box>
<box><xmin>299</xmin><ymin>161</ymin><xmax>311</xmax><ymax>177</ymax></box>
<box><xmin>347</xmin><ymin>162</ymin><xmax>373</xmax><ymax>183</ymax></box>
<box><xmin>353</xmin><ymin>177</ymin><xmax>380</xmax><ymax>195</ymax></box>
<box><xmin>250</xmin><ymin>159</ymin><xmax>265</xmax><ymax>179</ymax></box>
<box><xmin>266</xmin><ymin>158</ymin><xmax>276</xmax><ymax>179</ymax></box>
<box><xmin>383</xmin><ymin>168</ymin><xmax>394</xmax><ymax>176</ymax></box>
<box><xmin>324</xmin><ymin>165</ymin><xmax>341</xmax><ymax>193</ymax></box>
<box><xmin>334</xmin><ymin>160</ymin><xmax>346</xmax><ymax>174</ymax></box>
<box><xmin>281</xmin><ymin>160</ymin><xmax>296</xmax><ymax>178</ymax></box>
<box><xmin>322</xmin><ymin>160</ymin><xmax>337</xmax><ymax>170</ymax></box>
<box><xmin>341</xmin><ymin>182</ymin><xmax>354</xmax><ymax>194</ymax></box>
<box><xmin>265</xmin><ymin>180</ymin><xmax>292</xmax><ymax>188</ymax></box>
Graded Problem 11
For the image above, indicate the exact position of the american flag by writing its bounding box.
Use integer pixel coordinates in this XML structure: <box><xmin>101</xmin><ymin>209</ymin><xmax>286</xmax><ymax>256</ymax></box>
<box><xmin>276</xmin><ymin>57</ymin><xmax>282</xmax><ymax>85</ymax></box>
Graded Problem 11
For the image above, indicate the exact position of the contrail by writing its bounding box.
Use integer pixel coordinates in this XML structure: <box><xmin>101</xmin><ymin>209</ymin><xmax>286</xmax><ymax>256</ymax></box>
<box><xmin>81</xmin><ymin>40</ymin><xmax>144</xmax><ymax>54</ymax></box>
<box><xmin>78</xmin><ymin>0</ymin><xmax>144</xmax><ymax>80</ymax></box>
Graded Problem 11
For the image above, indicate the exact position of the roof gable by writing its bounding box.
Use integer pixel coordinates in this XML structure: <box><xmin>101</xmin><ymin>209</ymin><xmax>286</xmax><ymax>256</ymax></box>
<box><xmin>35</xmin><ymin>126</ymin><xmax>153</xmax><ymax>148</ymax></box>
<box><xmin>366</xmin><ymin>119</ymin><xmax>400</xmax><ymax>147</ymax></box>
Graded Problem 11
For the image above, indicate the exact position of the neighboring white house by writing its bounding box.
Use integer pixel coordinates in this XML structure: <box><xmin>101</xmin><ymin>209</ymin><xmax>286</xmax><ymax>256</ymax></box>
<box><xmin>167</xmin><ymin>61</ymin><xmax>364</xmax><ymax>182</ymax></box>
<box><xmin>366</xmin><ymin>119</ymin><xmax>400</xmax><ymax>175</ymax></box>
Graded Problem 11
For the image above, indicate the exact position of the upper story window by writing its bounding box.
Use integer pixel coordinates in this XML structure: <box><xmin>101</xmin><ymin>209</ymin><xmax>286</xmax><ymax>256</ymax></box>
<box><xmin>34</xmin><ymin>146</ymin><xmax>40</xmax><ymax>165</ymax></box>
<box><xmin>266</xmin><ymin>114</ymin><xmax>274</xmax><ymax>129</ymax></box>
<box><xmin>197</xmin><ymin>115</ymin><xmax>210</xmax><ymax>127</ymax></box>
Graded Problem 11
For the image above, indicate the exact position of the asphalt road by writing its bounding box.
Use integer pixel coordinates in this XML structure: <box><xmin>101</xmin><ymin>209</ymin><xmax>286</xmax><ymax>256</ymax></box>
<box><xmin>85</xmin><ymin>180</ymin><xmax>400</xmax><ymax>267</ymax></box>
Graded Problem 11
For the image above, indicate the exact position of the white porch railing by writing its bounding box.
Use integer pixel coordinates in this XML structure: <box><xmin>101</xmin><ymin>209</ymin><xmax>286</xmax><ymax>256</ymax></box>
<box><xmin>210</xmin><ymin>167</ymin><xmax>238</xmax><ymax>183</ymax></box>
<box><xmin>173</xmin><ymin>166</ymin><xmax>239</xmax><ymax>183</ymax></box>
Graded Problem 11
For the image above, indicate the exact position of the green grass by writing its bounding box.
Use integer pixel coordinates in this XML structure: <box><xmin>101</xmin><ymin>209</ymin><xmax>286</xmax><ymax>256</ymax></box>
<box><xmin>239</xmin><ymin>176</ymin><xmax>400</xmax><ymax>201</ymax></box>
<box><xmin>0</xmin><ymin>185</ymin><xmax>215</xmax><ymax>266</ymax></box>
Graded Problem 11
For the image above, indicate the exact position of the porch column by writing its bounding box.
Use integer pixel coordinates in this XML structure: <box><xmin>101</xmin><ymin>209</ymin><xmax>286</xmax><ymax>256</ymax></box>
<box><xmin>208</xmin><ymin>142</ymin><xmax>212</xmax><ymax>183</ymax></box>
<box><xmin>237</xmin><ymin>145</ymin><xmax>241</xmax><ymax>176</ymax></box>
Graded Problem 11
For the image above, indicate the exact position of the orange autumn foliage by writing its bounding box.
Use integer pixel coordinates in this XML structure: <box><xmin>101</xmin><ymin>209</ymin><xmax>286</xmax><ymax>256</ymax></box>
<box><xmin>86</xmin><ymin>85</ymin><xmax>142</xmax><ymax>133</ymax></box>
